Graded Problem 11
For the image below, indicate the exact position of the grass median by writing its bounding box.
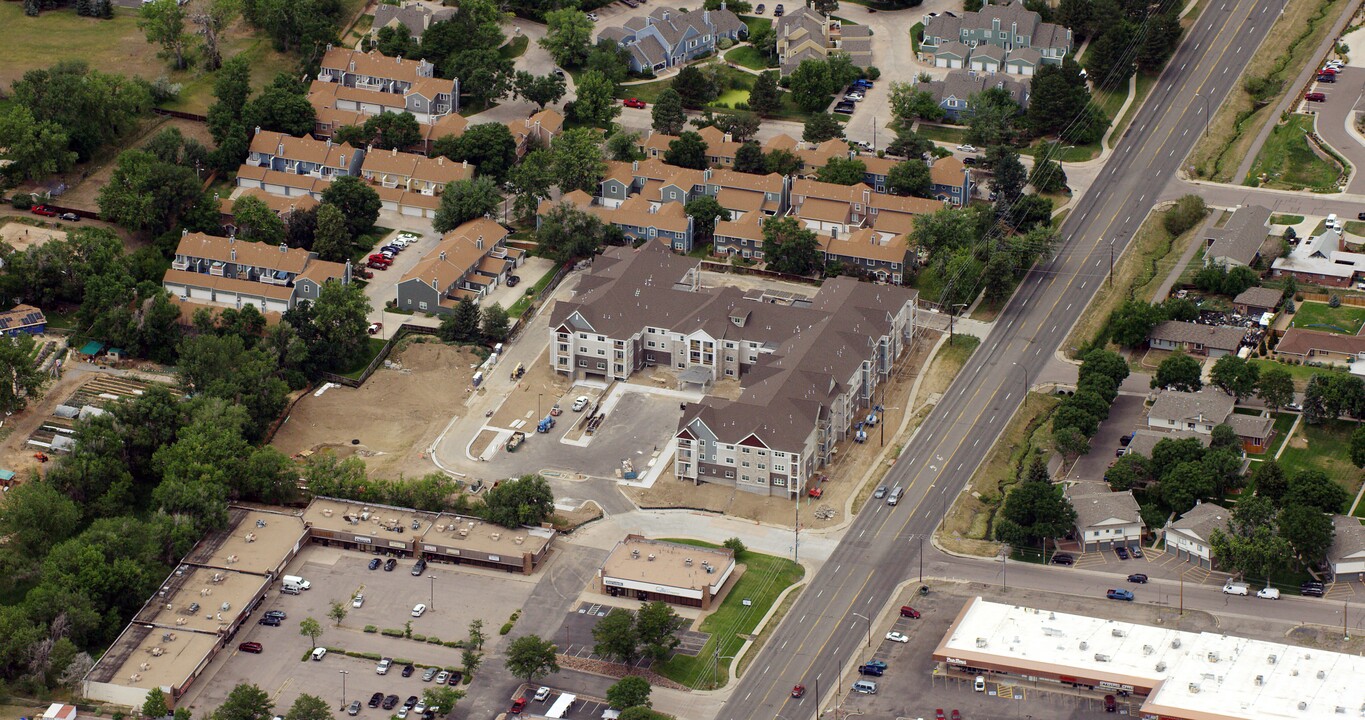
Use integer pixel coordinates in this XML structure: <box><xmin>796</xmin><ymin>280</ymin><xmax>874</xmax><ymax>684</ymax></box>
<box><xmin>652</xmin><ymin>539</ymin><xmax>804</xmax><ymax>689</ymax></box>
<box><xmin>1244</xmin><ymin>113</ymin><xmax>1345</xmax><ymax>191</ymax></box>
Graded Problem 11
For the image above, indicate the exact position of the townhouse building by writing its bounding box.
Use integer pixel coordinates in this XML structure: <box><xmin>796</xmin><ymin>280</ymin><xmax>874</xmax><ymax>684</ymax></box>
<box><xmin>541</xmin><ymin>192</ymin><xmax>697</xmax><ymax>252</ymax></box>
<box><xmin>507</xmin><ymin>109</ymin><xmax>564</xmax><ymax>158</ymax></box>
<box><xmin>1146</xmin><ymin>389</ymin><xmax>1274</xmax><ymax>454</ymax></box>
<box><xmin>307</xmin><ymin>80</ymin><xmax>469</xmax><ymax>153</ymax></box>
<box><xmin>360</xmin><ymin>147</ymin><xmax>473</xmax><ymax>194</ymax></box>
<box><xmin>1063</xmin><ymin>483</ymin><xmax>1144</xmax><ymax>551</ymax></box>
<box><xmin>789</xmin><ymin>178</ymin><xmax>944</xmax><ymax>238</ymax></box>
<box><xmin>244</xmin><ymin>130</ymin><xmax>364</xmax><ymax>180</ymax></box>
<box><xmin>597</xmin><ymin>6</ymin><xmax>746</xmax><ymax>73</ymax></box>
<box><xmin>317</xmin><ymin>46</ymin><xmax>458</xmax><ymax>118</ymax></box>
<box><xmin>637</xmin><ymin>126</ymin><xmax>746</xmax><ymax>167</ymax></box>
<box><xmin>394</xmin><ymin>218</ymin><xmax>522</xmax><ymax>313</ymax></box>
<box><xmin>919</xmin><ymin>0</ymin><xmax>1072</xmax><ymax>75</ymax></box>
<box><xmin>712</xmin><ymin>214</ymin><xmax>911</xmax><ymax>284</ymax></box>
<box><xmin>775</xmin><ymin>6</ymin><xmax>873</xmax><ymax>74</ymax></box>
<box><xmin>912</xmin><ymin>70</ymin><xmax>1031</xmax><ymax>121</ymax></box>
<box><xmin>548</xmin><ymin>243</ymin><xmax>917</xmax><ymax>498</ymax></box>
<box><xmin>218</xmin><ymin>188</ymin><xmax>319</xmax><ymax>236</ymax></box>
<box><xmin>372</xmin><ymin>1</ymin><xmax>455</xmax><ymax>41</ymax></box>
<box><xmin>598</xmin><ymin>160</ymin><xmax>787</xmax><ymax>221</ymax></box>
<box><xmin>163</xmin><ymin>231</ymin><xmax>350</xmax><ymax>313</ymax></box>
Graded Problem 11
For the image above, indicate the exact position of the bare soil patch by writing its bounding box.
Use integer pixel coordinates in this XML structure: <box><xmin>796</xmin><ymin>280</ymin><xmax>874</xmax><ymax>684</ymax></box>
<box><xmin>272</xmin><ymin>340</ymin><xmax>479</xmax><ymax>479</ymax></box>
<box><xmin>54</xmin><ymin>116</ymin><xmax>214</xmax><ymax>213</ymax></box>
<box><xmin>0</xmin><ymin>219</ymin><xmax>68</xmax><ymax>251</ymax></box>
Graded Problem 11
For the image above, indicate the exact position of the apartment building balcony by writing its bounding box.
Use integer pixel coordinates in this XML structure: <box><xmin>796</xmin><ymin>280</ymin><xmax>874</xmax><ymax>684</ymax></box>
<box><xmin>171</xmin><ymin>258</ymin><xmax>191</xmax><ymax>272</ymax></box>
<box><xmin>208</xmin><ymin>261</ymin><xmax>227</xmax><ymax>277</ymax></box>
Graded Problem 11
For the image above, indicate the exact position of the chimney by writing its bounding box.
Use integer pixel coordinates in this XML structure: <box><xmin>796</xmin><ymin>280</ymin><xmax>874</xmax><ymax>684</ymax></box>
<box><xmin>253</xmin><ymin>125</ymin><xmax>261</xmax><ymax>136</ymax></box>
<box><xmin>633</xmin><ymin>160</ymin><xmax>640</xmax><ymax>172</ymax></box>
<box><xmin>231</xmin><ymin>248</ymin><xmax>237</xmax><ymax>261</ymax></box>
<box><xmin>662</xmin><ymin>9</ymin><xmax>669</xmax><ymax>20</ymax></box>
<box><xmin>439</xmin><ymin>251</ymin><xmax>447</xmax><ymax>261</ymax></box>
<box><xmin>476</xmin><ymin>235</ymin><xmax>484</xmax><ymax>249</ymax></box>
<box><xmin>277</xmin><ymin>140</ymin><xmax>284</xmax><ymax>155</ymax></box>
<box><xmin>341</xmin><ymin>154</ymin><xmax>347</xmax><ymax>166</ymax></box>
<box><xmin>391</xmin><ymin>147</ymin><xmax>398</xmax><ymax>156</ymax></box>
<box><xmin>438</xmin><ymin>156</ymin><xmax>444</xmax><ymax>166</ymax></box>
<box><xmin>862</xmin><ymin>189</ymin><xmax>870</xmax><ymax>203</ymax></box>
<box><xmin>279</xmin><ymin>243</ymin><xmax>289</xmax><ymax>253</ymax></box>
<box><xmin>704</xmin><ymin>9</ymin><xmax>710</xmax><ymax>23</ymax></box>
<box><xmin>349</xmin><ymin>60</ymin><xmax>356</xmax><ymax>71</ymax></box>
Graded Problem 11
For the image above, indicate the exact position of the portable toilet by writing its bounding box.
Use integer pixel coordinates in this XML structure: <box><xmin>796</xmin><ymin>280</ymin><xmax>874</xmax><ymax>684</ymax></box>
<box><xmin>472</xmin><ymin>371</ymin><xmax>483</xmax><ymax>387</ymax></box>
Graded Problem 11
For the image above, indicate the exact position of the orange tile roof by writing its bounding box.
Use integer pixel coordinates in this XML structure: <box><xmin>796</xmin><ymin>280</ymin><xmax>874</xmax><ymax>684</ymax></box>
<box><xmin>248</xmin><ymin>130</ymin><xmax>358</xmax><ymax>169</ymax></box>
<box><xmin>929</xmin><ymin>156</ymin><xmax>967</xmax><ymax>186</ymax></box>
<box><xmin>823</xmin><ymin>229</ymin><xmax>909</xmax><ymax>264</ymax></box>
<box><xmin>163</xmin><ymin>268</ymin><xmax>296</xmax><ymax>301</ymax></box>
<box><xmin>174</xmin><ymin>232</ymin><xmax>311</xmax><ymax>274</ymax></box>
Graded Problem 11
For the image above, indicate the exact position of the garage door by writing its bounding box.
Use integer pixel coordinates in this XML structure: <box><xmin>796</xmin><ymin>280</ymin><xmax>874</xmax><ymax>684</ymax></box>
<box><xmin>264</xmin><ymin>182</ymin><xmax>287</xmax><ymax>195</ymax></box>
<box><xmin>949</xmin><ymin>58</ymin><xmax>962</xmax><ymax>68</ymax></box>
<box><xmin>265</xmin><ymin>298</ymin><xmax>290</xmax><ymax>313</ymax></box>
<box><xmin>189</xmin><ymin>286</ymin><xmax>212</xmax><ymax>300</ymax></box>
<box><xmin>401</xmin><ymin>205</ymin><xmax>423</xmax><ymax>217</ymax></box>
<box><xmin>164</xmin><ymin>282</ymin><xmax>186</xmax><ymax>297</ymax></box>
<box><xmin>381</xmin><ymin>199</ymin><xmax>399</xmax><ymax>211</ymax></box>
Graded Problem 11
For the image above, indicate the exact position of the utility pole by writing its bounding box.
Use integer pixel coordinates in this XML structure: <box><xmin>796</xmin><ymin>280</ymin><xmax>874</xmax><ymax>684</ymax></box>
<box><xmin>1108</xmin><ymin>240</ymin><xmax>1115</xmax><ymax>287</ymax></box>
<box><xmin>919</xmin><ymin>536</ymin><xmax>924</xmax><ymax>582</ymax></box>
<box><xmin>852</xmin><ymin>613</ymin><xmax>871</xmax><ymax>647</ymax></box>
<box><xmin>339</xmin><ymin>670</ymin><xmax>349</xmax><ymax>711</ymax></box>
<box><xmin>814</xmin><ymin>677</ymin><xmax>820</xmax><ymax>720</ymax></box>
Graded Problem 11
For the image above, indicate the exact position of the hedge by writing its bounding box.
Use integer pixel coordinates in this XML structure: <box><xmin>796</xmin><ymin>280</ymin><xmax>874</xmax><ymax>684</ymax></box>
<box><xmin>364</xmin><ymin>625</ymin><xmax>378</xmax><ymax>633</ymax></box>
<box><xmin>382</xmin><ymin>628</ymin><xmax>405</xmax><ymax>637</ymax></box>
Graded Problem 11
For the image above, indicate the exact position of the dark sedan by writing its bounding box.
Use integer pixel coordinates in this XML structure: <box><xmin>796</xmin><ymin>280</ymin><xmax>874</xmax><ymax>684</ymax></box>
<box><xmin>1127</xmin><ymin>573</ymin><xmax>1148</xmax><ymax>584</ymax></box>
<box><xmin>382</xmin><ymin>696</ymin><xmax>399</xmax><ymax>710</ymax></box>
<box><xmin>369</xmin><ymin>693</ymin><xmax>384</xmax><ymax>708</ymax></box>
<box><xmin>384</xmin><ymin>558</ymin><xmax>397</xmax><ymax>571</ymax></box>
<box><xmin>368</xmin><ymin>558</ymin><xmax>381</xmax><ymax>570</ymax></box>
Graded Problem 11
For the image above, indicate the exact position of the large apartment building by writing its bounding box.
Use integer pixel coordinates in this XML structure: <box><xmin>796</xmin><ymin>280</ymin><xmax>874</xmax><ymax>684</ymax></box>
<box><xmin>549</xmin><ymin>243</ymin><xmax>916</xmax><ymax>498</ymax></box>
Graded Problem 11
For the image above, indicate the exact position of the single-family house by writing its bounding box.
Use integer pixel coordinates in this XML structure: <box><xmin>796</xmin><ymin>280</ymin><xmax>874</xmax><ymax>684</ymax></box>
<box><xmin>1164</xmin><ymin>501</ymin><xmax>1230</xmax><ymax>569</ymax></box>
<box><xmin>919</xmin><ymin>0</ymin><xmax>1072</xmax><ymax>74</ymax></box>
<box><xmin>1123</xmin><ymin>429</ymin><xmax>1210</xmax><ymax>465</ymax></box>
<box><xmin>1328</xmin><ymin>513</ymin><xmax>1365</xmax><ymax>578</ymax></box>
<box><xmin>598</xmin><ymin>6</ymin><xmax>746</xmax><ymax>74</ymax></box>
<box><xmin>394</xmin><ymin>218</ymin><xmax>520</xmax><ymax>314</ymax></box>
<box><xmin>913</xmin><ymin>70</ymin><xmax>1031</xmax><ymax>122</ymax></box>
<box><xmin>163</xmin><ymin>231</ymin><xmax>350</xmax><ymax>313</ymax></box>
<box><xmin>1272</xmin><ymin>227</ymin><xmax>1365</xmax><ymax>288</ymax></box>
<box><xmin>1063</xmin><ymin>486</ymin><xmax>1143</xmax><ymax>551</ymax></box>
<box><xmin>317</xmin><ymin>46</ymin><xmax>458</xmax><ymax>118</ymax></box>
<box><xmin>1232</xmin><ymin>286</ymin><xmax>1283</xmax><ymax>316</ymax></box>
<box><xmin>1148</xmin><ymin>320</ymin><xmax>1247</xmax><ymax>358</ymax></box>
<box><xmin>1204</xmin><ymin>205</ymin><xmax>1271</xmax><ymax>268</ymax></box>
<box><xmin>1273</xmin><ymin>328</ymin><xmax>1365</xmax><ymax>366</ymax></box>
<box><xmin>0</xmin><ymin>304</ymin><xmax>46</xmax><ymax>336</ymax></box>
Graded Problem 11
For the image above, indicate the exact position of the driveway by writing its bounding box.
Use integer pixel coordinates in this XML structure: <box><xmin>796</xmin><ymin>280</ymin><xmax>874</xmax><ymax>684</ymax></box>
<box><xmin>1066</xmin><ymin>394</ymin><xmax>1148</xmax><ymax>482</ymax></box>
<box><xmin>360</xmin><ymin>225</ymin><xmax>438</xmax><ymax>327</ymax></box>
<box><xmin>1308</xmin><ymin>32</ymin><xmax>1365</xmax><ymax>193</ymax></box>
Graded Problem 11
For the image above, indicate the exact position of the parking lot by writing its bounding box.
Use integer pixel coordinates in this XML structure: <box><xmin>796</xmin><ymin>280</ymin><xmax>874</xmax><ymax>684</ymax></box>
<box><xmin>178</xmin><ymin>545</ymin><xmax>538</xmax><ymax>718</ymax></box>
<box><xmin>473</xmin><ymin>380</ymin><xmax>695</xmax><ymax>479</ymax></box>
<box><xmin>1066</xmin><ymin>394</ymin><xmax>1149</xmax><ymax>482</ymax></box>
<box><xmin>510</xmin><ymin>684</ymin><xmax>612</xmax><ymax>720</ymax></box>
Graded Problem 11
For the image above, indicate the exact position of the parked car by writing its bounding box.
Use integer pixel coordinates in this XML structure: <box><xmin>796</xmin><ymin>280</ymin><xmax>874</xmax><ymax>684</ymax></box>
<box><xmin>347</xmin><ymin>702</ymin><xmax>360</xmax><ymax>716</ymax></box>
<box><xmin>258</xmin><ymin>616</ymin><xmax>281</xmax><ymax>626</ymax></box>
<box><xmin>586</xmin><ymin>12</ymin><xmax>598</xmax><ymax>20</ymax></box>
<box><xmin>506</xmin><ymin>274</ymin><xmax>521</xmax><ymax>287</ymax></box>
<box><xmin>623</xmin><ymin>98</ymin><xmax>647</xmax><ymax>109</ymax></box>
<box><xmin>411</xmin><ymin>558</ymin><xmax>427</xmax><ymax>576</ymax></box>
<box><xmin>773</xmin><ymin>3</ymin><xmax>784</xmax><ymax>14</ymax></box>
<box><xmin>403</xmin><ymin>696</ymin><xmax>419</xmax><ymax>709</ymax></box>
<box><xmin>833</xmin><ymin>102</ymin><xmax>856</xmax><ymax>115</ymax></box>
<box><xmin>844</xmin><ymin>92</ymin><xmax>864</xmax><ymax>102</ymax></box>
<box><xmin>534</xmin><ymin>687</ymin><xmax>551</xmax><ymax>702</ymax></box>
<box><xmin>30</xmin><ymin>205</ymin><xmax>58</xmax><ymax>217</ymax></box>
<box><xmin>355</xmin><ymin>268</ymin><xmax>374</xmax><ymax>279</ymax></box>
<box><xmin>382</xmin><ymin>696</ymin><xmax>399</xmax><ymax>710</ymax></box>
<box><xmin>1105</xmin><ymin>695</ymin><xmax>1117</xmax><ymax>712</ymax></box>
<box><xmin>1127</xmin><ymin>573</ymin><xmax>1148</xmax><ymax>584</ymax></box>
<box><xmin>377</xmin><ymin>658</ymin><xmax>392</xmax><ymax>674</ymax></box>
<box><xmin>1257</xmin><ymin>587</ymin><xmax>1281</xmax><ymax>599</ymax></box>
<box><xmin>1319</xmin><ymin>74</ymin><xmax>1337</xmax><ymax>83</ymax></box>
<box><xmin>369</xmin><ymin>693</ymin><xmax>384</xmax><ymax>708</ymax></box>
<box><xmin>1301</xmin><ymin>582</ymin><xmax>1325</xmax><ymax>597</ymax></box>
<box><xmin>755</xmin><ymin>2</ymin><xmax>765</xmax><ymax>11</ymax></box>
<box><xmin>435</xmin><ymin>671</ymin><xmax>449</xmax><ymax>684</ymax></box>
<box><xmin>962</xmin><ymin>156</ymin><xmax>979</xmax><ymax>166</ymax></box>
<box><xmin>312</xmin><ymin>647</ymin><xmax>328</xmax><ymax>661</ymax></box>
<box><xmin>352</xmin><ymin>594</ymin><xmax>364</xmax><ymax>608</ymax></box>
<box><xmin>858</xmin><ymin>664</ymin><xmax>884</xmax><ymax>676</ymax></box>
<box><xmin>509</xmin><ymin>698</ymin><xmax>527</xmax><ymax>715</ymax></box>
<box><xmin>412</xmin><ymin>603</ymin><xmax>427</xmax><ymax>617</ymax></box>
<box><xmin>1114</xmin><ymin>546</ymin><xmax>1129</xmax><ymax>560</ymax></box>
<box><xmin>402</xmin><ymin>664</ymin><xmax>416</xmax><ymax>677</ymax></box>
<box><xmin>935</xmin><ymin>711</ymin><xmax>946</xmax><ymax>720</ymax></box>
<box><xmin>384</xmin><ymin>558</ymin><xmax>397</xmax><ymax>571</ymax></box>
<box><xmin>1305</xmin><ymin>92</ymin><xmax>1327</xmax><ymax>101</ymax></box>
<box><xmin>1051</xmin><ymin>553</ymin><xmax>1074</xmax><ymax>565</ymax></box>
<box><xmin>956</xmin><ymin>144</ymin><xmax>976</xmax><ymax>153</ymax></box>
<box><xmin>413</xmin><ymin>701</ymin><xmax>427</xmax><ymax>714</ymax></box>
<box><xmin>447</xmin><ymin>671</ymin><xmax>462</xmax><ymax>686</ymax></box>
<box><xmin>1106</xmin><ymin>588</ymin><xmax>1134</xmax><ymax>601</ymax></box>
<box><xmin>59</xmin><ymin>212</ymin><xmax>80</xmax><ymax>222</ymax></box>
<box><xmin>572</xmin><ymin>395</ymin><xmax>590</xmax><ymax>412</ymax></box>
<box><xmin>264</xmin><ymin>610</ymin><xmax>287</xmax><ymax>620</ymax></box>
<box><xmin>885</xmin><ymin>631</ymin><xmax>909</xmax><ymax>643</ymax></box>
<box><xmin>238</xmin><ymin>641</ymin><xmax>263</xmax><ymax>653</ymax></box>
<box><xmin>900</xmin><ymin>605</ymin><xmax>920</xmax><ymax>619</ymax></box>
<box><xmin>864</xmin><ymin>659</ymin><xmax>887</xmax><ymax>671</ymax></box>
<box><xmin>951</xmin><ymin>712</ymin><xmax>961</xmax><ymax>720</ymax></box>
<box><xmin>422</xmin><ymin>667</ymin><xmax>438</xmax><ymax>681</ymax></box>
<box><xmin>1129</xmin><ymin>545</ymin><xmax>1143</xmax><ymax>558</ymax></box>
<box><xmin>366</xmin><ymin>260</ymin><xmax>389</xmax><ymax>270</ymax></box>
<box><xmin>550</xmin><ymin>403</ymin><xmax>562</xmax><ymax>416</ymax></box>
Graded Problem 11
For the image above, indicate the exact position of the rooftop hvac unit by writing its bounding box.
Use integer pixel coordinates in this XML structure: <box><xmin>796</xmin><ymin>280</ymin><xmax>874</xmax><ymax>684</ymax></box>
<box><xmin>1112</xmin><ymin>629</ymin><xmax>1126</xmax><ymax>637</ymax></box>
<box><xmin>411</xmin><ymin>520</ymin><xmax>420</xmax><ymax>530</ymax></box>
<box><xmin>647</xmin><ymin>554</ymin><xmax>656</xmax><ymax>561</ymax></box>
<box><xmin>188</xmin><ymin>603</ymin><xmax>200</xmax><ymax>614</ymax></box>
<box><xmin>1094</xmin><ymin>654</ymin><xmax>1110</xmax><ymax>662</ymax></box>
<box><xmin>220</xmin><ymin>602</ymin><xmax>231</xmax><ymax>611</ymax></box>
<box><xmin>1268</xmin><ymin>654</ymin><xmax>1278</xmax><ymax>664</ymax></box>
<box><xmin>436</xmin><ymin>525</ymin><xmax>445</xmax><ymax>532</ymax></box>
<box><xmin>1079</xmin><ymin>642</ymin><xmax>1089</xmax><ymax>651</ymax></box>
<box><xmin>1255</xmin><ymin>675</ymin><xmax>1263</xmax><ymax>686</ymax></box>
<box><xmin>1188</xmin><ymin>683</ymin><xmax>1200</xmax><ymax>694</ymax></box>
<box><xmin>631</xmin><ymin>549</ymin><xmax>640</xmax><ymax>558</ymax></box>
<box><xmin>1143</xmin><ymin>645</ymin><xmax>1154</xmax><ymax>655</ymax></box>
<box><xmin>1299</xmin><ymin>703</ymin><xmax>1308</xmax><ymax>711</ymax></box>
<box><xmin>1208</xmin><ymin>653</ymin><xmax>1220</xmax><ymax>663</ymax></box>
<box><xmin>1172</xmin><ymin>639</ymin><xmax>1182</xmax><ymax>649</ymax></box>
<box><xmin>685</xmin><ymin>558</ymin><xmax>693</xmax><ymax>566</ymax></box>
<box><xmin>976</xmin><ymin>638</ymin><xmax>988</xmax><ymax>648</ymax></box>
<box><xmin>1319</xmin><ymin>670</ymin><xmax>1327</xmax><ymax>679</ymax></box>
<box><xmin>1156</xmin><ymin>662</ymin><xmax>1167</xmax><ymax>672</ymax></box>
<box><xmin>704</xmin><ymin>565</ymin><xmax>715</xmax><ymax>574</ymax></box>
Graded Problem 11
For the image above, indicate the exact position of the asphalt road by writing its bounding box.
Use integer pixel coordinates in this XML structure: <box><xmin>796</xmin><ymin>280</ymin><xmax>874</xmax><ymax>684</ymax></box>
<box><xmin>716</xmin><ymin>1</ymin><xmax>1293</xmax><ymax>718</ymax></box>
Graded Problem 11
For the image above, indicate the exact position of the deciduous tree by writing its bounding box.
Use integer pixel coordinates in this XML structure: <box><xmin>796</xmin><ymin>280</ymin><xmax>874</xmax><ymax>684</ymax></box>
<box><xmin>140</xmin><ymin>0</ymin><xmax>192</xmax><ymax>70</ymax></box>
<box><xmin>761</xmin><ymin>216</ymin><xmax>821</xmax><ymax>275</ymax></box>
<box><xmin>802</xmin><ymin>112</ymin><xmax>845</xmax><ymax>143</ymax></box>
<box><xmin>571</xmin><ymin>70</ymin><xmax>621</xmax><ymax>128</ymax></box>
<box><xmin>1210</xmin><ymin>355</ymin><xmax>1259</xmax><ymax>400</ymax></box>
<box><xmin>551</xmin><ymin>128</ymin><xmax>607</xmax><ymax>193</ymax></box>
<box><xmin>634</xmin><ymin>601</ymin><xmax>685</xmax><ymax>662</ymax></box>
<box><xmin>886</xmin><ymin>160</ymin><xmax>932</xmax><ymax>197</ymax></box>
<box><xmin>748</xmin><ymin>71</ymin><xmax>782</xmax><ymax>117</ymax></box>
<box><xmin>0</xmin><ymin>334</ymin><xmax>46</xmax><ymax>416</ymax></box>
<box><xmin>482</xmin><ymin>474</ymin><xmax>554</xmax><ymax>527</ymax></box>
<box><xmin>815</xmin><ymin>157</ymin><xmax>865</xmax><ymax>185</ymax></box>
<box><xmin>435</xmin><ymin>177</ymin><xmax>502</xmax><ymax>232</ymax></box>
<box><xmin>540</xmin><ymin>9</ymin><xmax>594</xmax><ymax>67</ymax></box>
<box><xmin>606</xmin><ymin>676</ymin><xmax>652</xmax><ymax>710</ymax></box>
<box><xmin>652</xmin><ymin>89</ymin><xmax>687</xmax><ymax>135</ymax></box>
<box><xmin>504</xmin><ymin>635</ymin><xmax>559</xmax><ymax>683</ymax></box>
<box><xmin>1152</xmin><ymin>352</ymin><xmax>1202</xmax><ymax>392</ymax></box>
<box><xmin>320</xmin><ymin>176</ymin><xmax>381</xmax><ymax>238</ymax></box>
<box><xmin>513</xmin><ymin>71</ymin><xmax>567</xmax><ymax>110</ymax></box>
<box><xmin>1257</xmin><ymin>366</ymin><xmax>1295</xmax><ymax>411</ymax></box>
<box><xmin>231</xmin><ymin>195</ymin><xmax>287</xmax><ymax>245</ymax></box>
<box><xmin>664</xmin><ymin>132</ymin><xmax>709</xmax><ymax>170</ymax></box>
<box><xmin>592</xmin><ymin>609</ymin><xmax>639</xmax><ymax>664</ymax></box>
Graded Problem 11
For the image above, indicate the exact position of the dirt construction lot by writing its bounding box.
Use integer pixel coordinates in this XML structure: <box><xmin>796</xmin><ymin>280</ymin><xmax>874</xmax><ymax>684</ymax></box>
<box><xmin>0</xmin><ymin>219</ymin><xmax>69</xmax><ymax>251</ymax></box>
<box><xmin>272</xmin><ymin>340</ymin><xmax>479</xmax><ymax>479</ymax></box>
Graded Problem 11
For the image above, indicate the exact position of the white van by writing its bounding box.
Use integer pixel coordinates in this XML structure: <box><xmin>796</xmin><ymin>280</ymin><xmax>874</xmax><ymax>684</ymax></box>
<box><xmin>887</xmin><ymin>486</ymin><xmax>903</xmax><ymax>506</ymax></box>
<box><xmin>1222</xmin><ymin>580</ymin><xmax>1249</xmax><ymax>596</ymax></box>
<box><xmin>851</xmin><ymin>680</ymin><xmax>878</xmax><ymax>694</ymax></box>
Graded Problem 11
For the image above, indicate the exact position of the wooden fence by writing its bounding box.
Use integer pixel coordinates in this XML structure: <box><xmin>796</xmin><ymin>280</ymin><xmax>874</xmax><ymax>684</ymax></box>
<box><xmin>318</xmin><ymin>323</ymin><xmax>440</xmax><ymax>388</ymax></box>
<box><xmin>1297</xmin><ymin>292</ymin><xmax>1365</xmax><ymax>307</ymax></box>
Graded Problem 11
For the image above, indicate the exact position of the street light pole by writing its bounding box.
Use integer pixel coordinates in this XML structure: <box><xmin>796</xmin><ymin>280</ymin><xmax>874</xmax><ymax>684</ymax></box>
<box><xmin>852</xmin><ymin>612</ymin><xmax>871</xmax><ymax>647</ymax></box>
<box><xmin>339</xmin><ymin>670</ymin><xmax>349</xmax><ymax>711</ymax></box>
<box><xmin>429</xmin><ymin>574</ymin><xmax>435</xmax><ymax>611</ymax></box>
<box><xmin>538</xmin><ymin>393</ymin><xmax>543</xmax><ymax>419</ymax></box>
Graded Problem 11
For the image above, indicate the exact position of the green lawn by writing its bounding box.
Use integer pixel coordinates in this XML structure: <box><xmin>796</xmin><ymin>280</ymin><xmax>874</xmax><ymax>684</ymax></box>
<box><xmin>651</xmin><ymin>540</ymin><xmax>804</xmax><ymax>689</ymax></box>
<box><xmin>741</xmin><ymin>15</ymin><xmax>772</xmax><ymax>35</ymax></box>
<box><xmin>1249</xmin><ymin>358</ymin><xmax>1334</xmax><ymax>389</ymax></box>
<box><xmin>619</xmin><ymin>65</ymin><xmax>816</xmax><ymax>121</ymax></box>
<box><xmin>500</xmin><ymin>35</ymin><xmax>529</xmax><ymax>59</ymax></box>
<box><xmin>1286</xmin><ymin>301</ymin><xmax>1365</xmax><ymax>335</ymax></box>
<box><xmin>338</xmin><ymin>337</ymin><xmax>388</xmax><ymax>379</ymax></box>
<box><xmin>1020</xmin><ymin>137</ymin><xmax>1099</xmax><ymax>163</ymax></box>
<box><xmin>1271</xmin><ymin>213</ymin><xmax>1306</xmax><ymax>225</ymax></box>
<box><xmin>915</xmin><ymin>124</ymin><xmax>968</xmax><ymax>144</ymax></box>
<box><xmin>507</xmin><ymin>263</ymin><xmax>564</xmax><ymax>319</ymax></box>
<box><xmin>1244</xmin><ymin>113</ymin><xmax>1345</xmax><ymax>191</ymax></box>
<box><xmin>1277</xmin><ymin>419</ymin><xmax>1364</xmax><ymax>502</ymax></box>
<box><xmin>713</xmin><ymin>88</ymin><xmax>750</xmax><ymax>109</ymax></box>
<box><xmin>910</xmin><ymin>21</ymin><xmax>923</xmax><ymax>54</ymax></box>
<box><xmin>1346</xmin><ymin>220</ymin><xmax>1365</xmax><ymax>236</ymax></box>
<box><xmin>725</xmin><ymin>45</ymin><xmax>770</xmax><ymax>71</ymax></box>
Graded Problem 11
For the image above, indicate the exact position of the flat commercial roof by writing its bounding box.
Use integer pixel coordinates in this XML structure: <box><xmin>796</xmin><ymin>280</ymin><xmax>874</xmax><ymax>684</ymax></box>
<box><xmin>183</xmin><ymin>507</ymin><xmax>306</xmax><ymax>576</ymax></box>
<box><xmin>89</xmin><ymin>623</ymin><xmax>221</xmax><ymax>691</ymax></box>
<box><xmin>601</xmin><ymin>536</ymin><xmax>734</xmax><ymax>592</ymax></box>
<box><xmin>305</xmin><ymin>497</ymin><xmax>440</xmax><ymax>539</ymax></box>
<box><xmin>937</xmin><ymin>598</ymin><xmax>1365</xmax><ymax>720</ymax></box>
<box><xmin>429</xmin><ymin>513</ymin><xmax>554</xmax><ymax>556</ymax></box>
<box><xmin>133</xmin><ymin>567</ymin><xmax>268</xmax><ymax>635</ymax></box>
